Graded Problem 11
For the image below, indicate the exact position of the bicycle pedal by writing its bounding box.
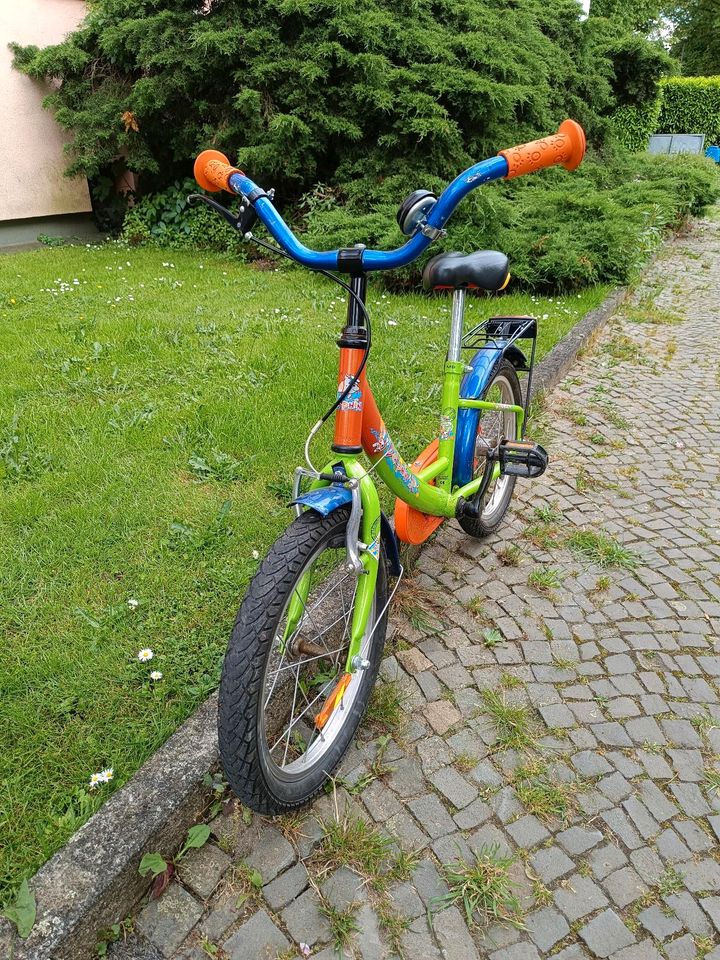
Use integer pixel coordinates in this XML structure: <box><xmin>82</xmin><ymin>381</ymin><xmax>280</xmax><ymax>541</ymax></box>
<box><xmin>498</xmin><ymin>440</ymin><xmax>548</xmax><ymax>479</ymax></box>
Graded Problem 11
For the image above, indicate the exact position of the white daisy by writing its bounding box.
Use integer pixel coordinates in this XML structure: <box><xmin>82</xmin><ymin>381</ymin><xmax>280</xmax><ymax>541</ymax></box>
<box><xmin>137</xmin><ymin>648</ymin><xmax>154</xmax><ymax>662</ymax></box>
<box><xmin>150</xmin><ymin>671</ymin><xmax>163</xmax><ymax>681</ymax></box>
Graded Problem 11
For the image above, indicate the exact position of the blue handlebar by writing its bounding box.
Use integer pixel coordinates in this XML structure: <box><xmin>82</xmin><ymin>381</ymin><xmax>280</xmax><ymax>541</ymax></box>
<box><xmin>227</xmin><ymin>155</ymin><xmax>509</xmax><ymax>272</ymax></box>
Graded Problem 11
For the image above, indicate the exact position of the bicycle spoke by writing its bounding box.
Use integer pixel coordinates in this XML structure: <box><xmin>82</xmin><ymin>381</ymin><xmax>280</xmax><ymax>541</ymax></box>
<box><xmin>269</xmin><ymin>674</ymin><xmax>336</xmax><ymax>757</ymax></box>
<box><xmin>266</xmin><ymin>645</ymin><xmax>345</xmax><ymax>680</ymax></box>
<box><xmin>289</xmin><ymin>569</ymin><xmax>353</xmax><ymax>655</ymax></box>
<box><xmin>303</xmin><ymin>724</ymin><xmax>324</xmax><ymax>761</ymax></box>
<box><xmin>282</xmin><ymin>663</ymin><xmax>301</xmax><ymax>766</ymax></box>
<box><xmin>264</xmin><ymin>641</ymin><xmax>288</xmax><ymax>709</ymax></box>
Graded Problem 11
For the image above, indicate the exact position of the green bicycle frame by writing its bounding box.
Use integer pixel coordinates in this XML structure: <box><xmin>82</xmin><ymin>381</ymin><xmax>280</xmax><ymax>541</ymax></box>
<box><xmin>367</xmin><ymin>359</ymin><xmax>524</xmax><ymax>517</ymax></box>
<box><xmin>289</xmin><ymin>357</ymin><xmax>524</xmax><ymax>675</ymax></box>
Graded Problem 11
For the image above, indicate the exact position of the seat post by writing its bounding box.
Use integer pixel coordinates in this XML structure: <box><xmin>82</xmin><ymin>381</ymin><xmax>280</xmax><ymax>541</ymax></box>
<box><xmin>448</xmin><ymin>288</ymin><xmax>466</xmax><ymax>362</ymax></box>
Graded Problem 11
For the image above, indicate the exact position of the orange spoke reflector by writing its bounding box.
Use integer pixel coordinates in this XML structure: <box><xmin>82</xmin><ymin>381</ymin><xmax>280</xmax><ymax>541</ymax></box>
<box><xmin>315</xmin><ymin>672</ymin><xmax>352</xmax><ymax>730</ymax></box>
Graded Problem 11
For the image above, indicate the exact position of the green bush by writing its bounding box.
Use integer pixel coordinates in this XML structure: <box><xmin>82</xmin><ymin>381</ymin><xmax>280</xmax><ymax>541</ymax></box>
<box><xmin>496</xmin><ymin>151</ymin><xmax>720</xmax><ymax>288</ymax></box>
<box><xmin>122</xmin><ymin>179</ymin><xmax>247</xmax><ymax>256</ymax></box>
<box><xmin>658</xmin><ymin>76</ymin><xmax>720</xmax><ymax>145</ymax></box>
<box><xmin>604</xmin><ymin>33</ymin><xmax>674</xmax><ymax>107</ymax></box>
<box><xmin>128</xmin><ymin>149</ymin><xmax>719</xmax><ymax>291</ymax></box>
<box><xmin>299</xmin><ymin>148</ymin><xmax>720</xmax><ymax>290</ymax></box>
<box><xmin>611</xmin><ymin>98</ymin><xmax>662</xmax><ymax>151</ymax></box>
<box><xmin>11</xmin><ymin>0</ymin><xmax>617</xmax><ymax>198</ymax></box>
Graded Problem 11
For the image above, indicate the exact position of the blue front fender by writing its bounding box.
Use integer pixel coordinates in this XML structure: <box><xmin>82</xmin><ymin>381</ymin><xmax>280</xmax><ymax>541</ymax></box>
<box><xmin>290</xmin><ymin>485</ymin><xmax>352</xmax><ymax>515</ymax></box>
<box><xmin>289</xmin><ymin>488</ymin><xmax>401</xmax><ymax>576</ymax></box>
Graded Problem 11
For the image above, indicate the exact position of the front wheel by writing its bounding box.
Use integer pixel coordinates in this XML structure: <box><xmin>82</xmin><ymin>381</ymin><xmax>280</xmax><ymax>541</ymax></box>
<box><xmin>458</xmin><ymin>360</ymin><xmax>522</xmax><ymax>539</ymax></box>
<box><xmin>218</xmin><ymin>505</ymin><xmax>388</xmax><ymax>814</ymax></box>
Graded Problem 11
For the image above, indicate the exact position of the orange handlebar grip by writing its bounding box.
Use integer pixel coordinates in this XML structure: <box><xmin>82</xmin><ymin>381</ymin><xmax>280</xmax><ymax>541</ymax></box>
<box><xmin>194</xmin><ymin>149</ymin><xmax>243</xmax><ymax>193</ymax></box>
<box><xmin>498</xmin><ymin>119</ymin><xmax>586</xmax><ymax>179</ymax></box>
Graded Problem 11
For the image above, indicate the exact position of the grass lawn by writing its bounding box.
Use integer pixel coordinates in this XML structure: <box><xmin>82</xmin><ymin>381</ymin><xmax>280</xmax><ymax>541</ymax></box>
<box><xmin>0</xmin><ymin>240</ymin><xmax>607</xmax><ymax>897</ymax></box>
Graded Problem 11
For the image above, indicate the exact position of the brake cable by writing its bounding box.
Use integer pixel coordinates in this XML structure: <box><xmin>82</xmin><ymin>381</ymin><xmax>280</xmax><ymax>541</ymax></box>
<box><xmin>188</xmin><ymin>192</ymin><xmax>372</xmax><ymax>455</ymax></box>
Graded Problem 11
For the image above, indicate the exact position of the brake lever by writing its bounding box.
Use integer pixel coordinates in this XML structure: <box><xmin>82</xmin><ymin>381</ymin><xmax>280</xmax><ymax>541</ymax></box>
<box><xmin>187</xmin><ymin>193</ymin><xmax>258</xmax><ymax>236</ymax></box>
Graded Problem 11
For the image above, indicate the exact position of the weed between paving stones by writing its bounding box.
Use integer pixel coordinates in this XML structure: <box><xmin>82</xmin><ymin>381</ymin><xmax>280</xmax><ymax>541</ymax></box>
<box><xmin>310</xmin><ymin>807</ymin><xmax>417</xmax><ymax>891</ymax></box>
<box><xmin>308</xmin><ymin>802</ymin><xmax>420</xmax><ymax>952</ymax></box>
<box><xmin>480</xmin><ymin>690</ymin><xmax>538</xmax><ymax>750</ymax></box>
<box><xmin>527</xmin><ymin>566</ymin><xmax>564</xmax><ymax>595</ymax></box>
<box><xmin>365</xmin><ymin>681</ymin><xmax>408</xmax><ymax>732</ymax></box>
<box><xmin>566</xmin><ymin>530</ymin><xmax>639</xmax><ymax>570</ymax></box>
<box><xmin>338</xmin><ymin>734</ymin><xmax>394</xmax><ymax>796</ymax></box>
<box><xmin>436</xmin><ymin>843</ymin><xmax>524</xmax><ymax>929</ymax></box>
<box><xmin>512</xmin><ymin>761</ymin><xmax>580</xmax><ymax>825</ymax></box>
<box><xmin>309</xmin><ymin>873</ymin><xmax>360</xmax><ymax>953</ymax></box>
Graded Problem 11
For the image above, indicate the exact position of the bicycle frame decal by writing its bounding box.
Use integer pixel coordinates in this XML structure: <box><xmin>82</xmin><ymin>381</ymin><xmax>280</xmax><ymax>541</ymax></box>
<box><xmin>337</xmin><ymin>375</ymin><xmax>362</xmax><ymax>412</ymax></box>
<box><xmin>439</xmin><ymin>412</ymin><xmax>455</xmax><ymax>441</ymax></box>
<box><xmin>368</xmin><ymin>426</ymin><xmax>420</xmax><ymax>496</ymax></box>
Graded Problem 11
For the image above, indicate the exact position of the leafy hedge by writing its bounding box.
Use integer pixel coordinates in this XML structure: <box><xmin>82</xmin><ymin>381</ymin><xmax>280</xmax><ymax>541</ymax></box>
<box><xmin>612</xmin><ymin>76</ymin><xmax>720</xmax><ymax>152</ymax></box>
<box><xmin>611</xmin><ymin>98</ymin><xmax>663</xmax><ymax>151</ymax></box>
<box><xmin>658</xmin><ymin>76</ymin><xmax>720</xmax><ymax>145</ymax></box>
<box><xmin>122</xmin><ymin>179</ymin><xmax>247</xmax><ymax>256</ymax></box>
<box><xmin>123</xmin><ymin>148</ymin><xmax>720</xmax><ymax>291</ymax></box>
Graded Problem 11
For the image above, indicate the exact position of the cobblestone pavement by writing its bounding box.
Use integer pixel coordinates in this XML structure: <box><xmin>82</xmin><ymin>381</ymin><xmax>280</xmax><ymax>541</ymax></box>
<box><xmin>114</xmin><ymin>216</ymin><xmax>720</xmax><ymax>960</ymax></box>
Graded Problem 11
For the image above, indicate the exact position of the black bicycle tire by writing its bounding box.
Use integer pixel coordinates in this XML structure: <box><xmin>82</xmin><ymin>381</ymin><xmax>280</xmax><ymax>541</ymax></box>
<box><xmin>218</xmin><ymin>504</ymin><xmax>389</xmax><ymax>814</ymax></box>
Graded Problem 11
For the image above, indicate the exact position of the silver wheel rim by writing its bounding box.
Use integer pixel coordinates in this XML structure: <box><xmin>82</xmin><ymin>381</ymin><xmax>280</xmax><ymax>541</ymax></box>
<box><xmin>473</xmin><ymin>372</ymin><xmax>517</xmax><ymax>524</ymax></box>
<box><xmin>258</xmin><ymin>541</ymin><xmax>375</xmax><ymax>782</ymax></box>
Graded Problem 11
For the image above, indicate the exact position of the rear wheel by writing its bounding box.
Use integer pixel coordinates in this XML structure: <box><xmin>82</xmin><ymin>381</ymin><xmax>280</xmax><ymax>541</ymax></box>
<box><xmin>458</xmin><ymin>360</ymin><xmax>522</xmax><ymax>539</ymax></box>
<box><xmin>218</xmin><ymin>505</ymin><xmax>388</xmax><ymax>814</ymax></box>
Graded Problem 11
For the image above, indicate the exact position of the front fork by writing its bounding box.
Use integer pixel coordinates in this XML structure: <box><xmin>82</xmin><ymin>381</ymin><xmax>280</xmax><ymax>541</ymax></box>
<box><xmin>283</xmin><ymin>457</ymin><xmax>381</xmax><ymax>675</ymax></box>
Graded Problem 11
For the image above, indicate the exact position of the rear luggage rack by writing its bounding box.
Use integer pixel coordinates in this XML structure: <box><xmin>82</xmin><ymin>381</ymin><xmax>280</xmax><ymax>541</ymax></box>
<box><xmin>462</xmin><ymin>315</ymin><xmax>537</xmax><ymax>355</ymax></box>
<box><xmin>462</xmin><ymin>315</ymin><xmax>538</xmax><ymax>437</ymax></box>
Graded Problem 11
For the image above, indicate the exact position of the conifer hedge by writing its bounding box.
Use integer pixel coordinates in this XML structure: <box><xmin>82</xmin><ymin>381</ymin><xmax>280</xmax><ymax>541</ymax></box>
<box><xmin>11</xmin><ymin>0</ymin><xmax>720</xmax><ymax>291</ymax></box>
<box><xmin>11</xmin><ymin>0</ymin><xmax>617</xmax><ymax>197</ymax></box>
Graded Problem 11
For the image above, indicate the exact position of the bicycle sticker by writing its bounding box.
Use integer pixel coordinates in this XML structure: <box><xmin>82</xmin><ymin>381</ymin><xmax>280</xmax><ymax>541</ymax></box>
<box><xmin>370</xmin><ymin>425</ymin><xmax>390</xmax><ymax>455</ymax></box>
<box><xmin>439</xmin><ymin>412</ymin><xmax>454</xmax><ymax>440</ymax></box>
<box><xmin>337</xmin><ymin>375</ymin><xmax>363</xmax><ymax>412</ymax></box>
<box><xmin>370</xmin><ymin>426</ymin><xmax>420</xmax><ymax>495</ymax></box>
<box><xmin>366</xmin><ymin>537</ymin><xmax>380</xmax><ymax>559</ymax></box>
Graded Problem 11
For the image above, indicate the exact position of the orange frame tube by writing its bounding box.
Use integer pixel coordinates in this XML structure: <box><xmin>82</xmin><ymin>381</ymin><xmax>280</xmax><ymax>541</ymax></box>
<box><xmin>332</xmin><ymin>357</ymin><xmax>447</xmax><ymax>545</ymax></box>
<box><xmin>332</xmin><ymin>348</ymin><xmax>366</xmax><ymax>451</ymax></box>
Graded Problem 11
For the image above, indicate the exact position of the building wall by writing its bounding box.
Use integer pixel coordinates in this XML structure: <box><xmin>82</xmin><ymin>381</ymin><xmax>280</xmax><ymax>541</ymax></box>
<box><xmin>0</xmin><ymin>0</ymin><xmax>92</xmax><ymax>222</ymax></box>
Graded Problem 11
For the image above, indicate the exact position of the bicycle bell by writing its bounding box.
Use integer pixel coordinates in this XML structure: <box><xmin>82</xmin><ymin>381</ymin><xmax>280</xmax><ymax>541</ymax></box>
<box><xmin>396</xmin><ymin>190</ymin><xmax>437</xmax><ymax>236</ymax></box>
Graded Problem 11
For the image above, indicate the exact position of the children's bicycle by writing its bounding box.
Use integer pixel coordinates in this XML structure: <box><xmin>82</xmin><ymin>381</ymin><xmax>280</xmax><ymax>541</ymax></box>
<box><xmin>190</xmin><ymin>119</ymin><xmax>586</xmax><ymax>813</ymax></box>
